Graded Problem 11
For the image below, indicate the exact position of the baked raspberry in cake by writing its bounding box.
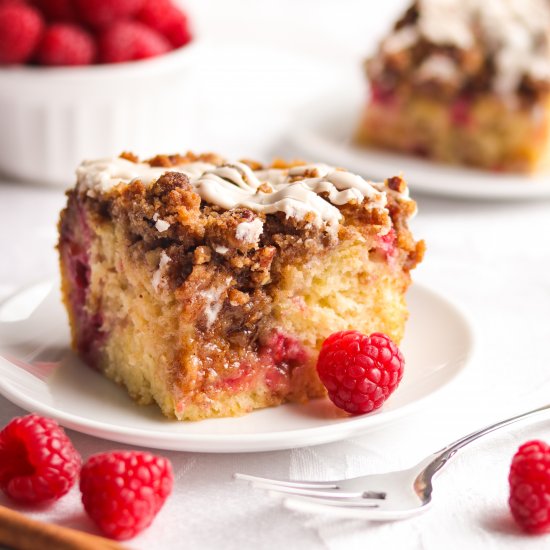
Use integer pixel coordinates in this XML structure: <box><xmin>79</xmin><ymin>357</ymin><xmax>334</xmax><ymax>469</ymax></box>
<box><xmin>58</xmin><ymin>152</ymin><xmax>424</xmax><ymax>420</ymax></box>
<box><xmin>357</xmin><ymin>0</ymin><xmax>550</xmax><ymax>172</ymax></box>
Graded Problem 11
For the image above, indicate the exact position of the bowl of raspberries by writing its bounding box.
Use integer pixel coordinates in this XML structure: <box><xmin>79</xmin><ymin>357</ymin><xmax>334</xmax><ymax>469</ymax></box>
<box><xmin>0</xmin><ymin>0</ymin><xmax>197</xmax><ymax>186</ymax></box>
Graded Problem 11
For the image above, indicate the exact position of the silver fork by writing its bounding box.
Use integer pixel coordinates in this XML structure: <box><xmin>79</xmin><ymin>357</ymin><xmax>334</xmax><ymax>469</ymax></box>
<box><xmin>235</xmin><ymin>403</ymin><xmax>550</xmax><ymax>520</ymax></box>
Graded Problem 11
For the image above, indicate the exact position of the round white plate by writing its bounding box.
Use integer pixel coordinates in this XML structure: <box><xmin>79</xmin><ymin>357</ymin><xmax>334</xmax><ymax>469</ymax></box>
<box><xmin>288</xmin><ymin>91</ymin><xmax>550</xmax><ymax>200</ymax></box>
<box><xmin>0</xmin><ymin>281</ymin><xmax>473</xmax><ymax>453</ymax></box>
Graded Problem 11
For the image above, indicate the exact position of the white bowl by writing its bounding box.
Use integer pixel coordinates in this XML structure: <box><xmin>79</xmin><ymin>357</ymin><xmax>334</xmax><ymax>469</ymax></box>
<box><xmin>0</xmin><ymin>43</ymin><xmax>199</xmax><ymax>187</ymax></box>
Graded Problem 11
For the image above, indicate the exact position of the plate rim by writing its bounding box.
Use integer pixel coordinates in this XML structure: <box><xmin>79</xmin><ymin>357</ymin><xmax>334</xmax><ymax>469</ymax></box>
<box><xmin>0</xmin><ymin>281</ymin><xmax>475</xmax><ymax>453</ymax></box>
<box><xmin>288</xmin><ymin>91</ymin><xmax>550</xmax><ymax>201</ymax></box>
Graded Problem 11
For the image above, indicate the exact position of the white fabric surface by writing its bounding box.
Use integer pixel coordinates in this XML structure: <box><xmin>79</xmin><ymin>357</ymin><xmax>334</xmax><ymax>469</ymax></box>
<box><xmin>2</xmin><ymin>1</ymin><xmax>550</xmax><ymax>548</ymax></box>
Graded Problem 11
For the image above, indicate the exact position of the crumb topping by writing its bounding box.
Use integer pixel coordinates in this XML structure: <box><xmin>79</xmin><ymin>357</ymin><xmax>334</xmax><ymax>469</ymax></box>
<box><xmin>76</xmin><ymin>154</ymin><xmax>407</xmax><ymax>234</ymax></box>
<box><xmin>369</xmin><ymin>0</ymin><xmax>550</xmax><ymax>99</ymax></box>
<box><xmin>71</xmin><ymin>154</ymin><xmax>421</xmax><ymax>301</ymax></box>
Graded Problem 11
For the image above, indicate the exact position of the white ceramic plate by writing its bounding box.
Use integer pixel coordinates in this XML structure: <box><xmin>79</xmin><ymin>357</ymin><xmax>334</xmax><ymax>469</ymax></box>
<box><xmin>288</xmin><ymin>91</ymin><xmax>550</xmax><ymax>200</ymax></box>
<box><xmin>0</xmin><ymin>281</ymin><xmax>473</xmax><ymax>453</ymax></box>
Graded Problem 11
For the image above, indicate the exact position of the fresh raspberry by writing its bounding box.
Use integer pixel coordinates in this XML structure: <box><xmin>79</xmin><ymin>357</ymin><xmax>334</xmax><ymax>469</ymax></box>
<box><xmin>316</xmin><ymin>331</ymin><xmax>405</xmax><ymax>414</ymax></box>
<box><xmin>509</xmin><ymin>440</ymin><xmax>550</xmax><ymax>533</ymax></box>
<box><xmin>98</xmin><ymin>20</ymin><xmax>170</xmax><ymax>63</ymax></box>
<box><xmin>0</xmin><ymin>414</ymin><xmax>81</xmax><ymax>503</ymax></box>
<box><xmin>32</xmin><ymin>0</ymin><xmax>78</xmax><ymax>22</ymax></box>
<box><xmin>137</xmin><ymin>0</ymin><xmax>191</xmax><ymax>48</ymax></box>
<box><xmin>80</xmin><ymin>450</ymin><xmax>173</xmax><ymax>540</ymax></box>
<box><xmin>76</xmin><ymin>0</ymin><xmax>145</xmax><ymax>28</ymax></box>
<box><xmin>0</xmin><ymin>3</ymin><xmax>44</xmax><ymax>64</ymax></box>
<box><xmin>36</xmin><ymin>23</ymin><xmax>96</xmax><ymax>65</ymax></box>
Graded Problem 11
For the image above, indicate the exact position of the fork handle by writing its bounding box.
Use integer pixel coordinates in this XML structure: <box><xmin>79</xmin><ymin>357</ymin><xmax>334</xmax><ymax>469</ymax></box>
<box><xmin>424</xmin><ymin>403</ymin><xmax>550</xmax><ymax>477</ymax></box>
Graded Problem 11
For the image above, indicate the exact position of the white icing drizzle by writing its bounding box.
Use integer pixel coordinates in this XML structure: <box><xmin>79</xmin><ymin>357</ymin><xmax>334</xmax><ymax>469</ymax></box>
<box><xmin>152</xmin><ymin>212</ymin><xmax>170</xmax><ymax>232</ymax></box>
<box><xmin>77</xmin><ymin>158</ymin><xmax>398</xmax><ymax>231</ymax></box>
<box><xmin>386</xmin><ymin>0</ymin><xmax>550</xmax><ymax>95</ymax></box>
<box><xmin>383</xmin><ymin>26</ymin><xmax>420</xmax><ymax>54</ymax></box>
<box><xmin>214</xmin><ymin>245</ymin><xmax>229</xmax><ymax>255</ymax></box>
<box><xmin>418</xmin><ymin>0</ymin><xmax>474</xmax><ymax>50</ymax></box>
<box><xmin>155</xmin><ymin>219</ymin><xmax>170</xmax><ymax>232</ymax></box>
<box><xmin>235</xmin><ymin>219</ymin><xmax>264</xmax><ymax>245</ymax></box>
<box><xmin>199</xmin><ymin>279</ymin><xmax>231</xmax><ymax>328</ymax></box>
<box><xmin>151</xmin><ymin>251</ymin><xmax>171</xmax><ymax>292</ymax></box>
<box><xmin>417</xmin><ymin>55</ymin><xmax>459</xmax><ymax>83</ymax></box>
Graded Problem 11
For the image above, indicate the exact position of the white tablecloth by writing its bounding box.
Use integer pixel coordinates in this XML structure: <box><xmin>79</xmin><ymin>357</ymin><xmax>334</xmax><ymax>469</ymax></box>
<box><xmin>2</xmin><ymin>1</ymin><xmax>550</xmax><ymax>548</ymax></box>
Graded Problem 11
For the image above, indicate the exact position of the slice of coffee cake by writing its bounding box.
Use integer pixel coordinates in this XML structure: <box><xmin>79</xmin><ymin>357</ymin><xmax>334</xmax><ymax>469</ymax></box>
<box><xmin>357</xmin><ymin>0</ymin><xmax>550</xmax><ymax>172</ymax></box>
<box><xmin>58</xmin><ymin>152</ymin><xmax>424</xmax><ymax>420</ymax></box>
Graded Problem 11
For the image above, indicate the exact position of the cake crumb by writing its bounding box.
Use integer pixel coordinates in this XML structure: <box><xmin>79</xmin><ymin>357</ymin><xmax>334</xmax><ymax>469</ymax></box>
<box><xmin>387</xmin><ymin>176</ymin><xmax>407</xmax><ymax>194</ymax></box>
<box><xmin>229</xmin><ymin>289</ymin><xmax>250</xmax><ymax>306</ymax></box>
<box><xmin>257</xmin><ymin>182</ymin><xmax>273</xmax><ymax>193</ymax></box>
<box><xmin>119</xmin><ymin>151</ymin><xmax>139</xmax><ymax>163</ymax></box>
<box><xmin>193</xmin><ymin>246</ymin><xmax>212</xmax><ymax>265</ymax></box>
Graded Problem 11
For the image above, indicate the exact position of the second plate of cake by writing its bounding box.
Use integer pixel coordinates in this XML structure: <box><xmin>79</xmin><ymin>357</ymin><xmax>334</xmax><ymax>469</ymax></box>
<box><xmin>288</xmin><ymin>90</ymin><xmax>550</xmax><ymax>201</ymax></box>
<box><xmin>0</xmin><ymin>280</ymin><xmax>473</xmax><ymax>453</ymax></box>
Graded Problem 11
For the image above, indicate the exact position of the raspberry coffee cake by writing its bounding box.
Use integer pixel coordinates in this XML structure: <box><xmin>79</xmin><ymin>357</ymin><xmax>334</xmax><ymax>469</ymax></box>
<box><xmin>58</xmin><ymin>153</ymin><xmax>424</xmax><ymax>420</ymax></box>
<box><xmin>357</xmin><ymin>0</ymin><xmax>550</xmax><ymax>172</ymax></box>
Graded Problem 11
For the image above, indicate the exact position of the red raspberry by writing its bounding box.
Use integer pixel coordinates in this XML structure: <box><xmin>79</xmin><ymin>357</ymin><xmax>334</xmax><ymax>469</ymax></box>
<box><xmin>32</xmin><ymin>0</ymin><xmax>78</xmax><ymax>22</ymax></box>
<box><xmin>0</xmin><ymin>3</ymin><xmax>44</xmax><ymax>64</ymax></box>
<box><xmin>261</xmin><ymin>330</ymin><xmax>308</xmax><ymax>366</ymax></box>
<box><xmin>37</xmin><ymin>23</ymin><xmax>96</xmax><ymax>65</ymax></box>
<box><xmin>451</xmin><ymin>97</ymin><xmax>472</xmax><ymax>128</ymax></box>
<box><xmin>0</xmin><ymin>414</ymin><xmax>81</xmax><ymax>503</ymax></box>
<box><xmin>98</xmin><ymin>20</ymin><xmax>170</xmax><ymax>63</ymax></box>
<box><xmin>137</xmin><ymin>0</ymin><xmax>191</xmax><ymax>48</ymax></box>
<box><xmin>80</xmin><ymin>450</ymin><xmax>173</xmax><ymax>540</ymax></box>
<box><xmin>76</xmin><ymin>0</ymin><xmax>145</xmax><ymax>28</ymax></box>
<box><xmin>316</xmin><ymin>331</ymin><xmax>405</xmax><ymax>414</ymax></box>
<box><xmin>376</xmin><ymin>228</ymin><xmax>397</xmax><ymax>258</ymax></box>
<box><xmin>509</xmin><ymin>440</ymin><xmax>550</xmax><ymax>533</ymax></box>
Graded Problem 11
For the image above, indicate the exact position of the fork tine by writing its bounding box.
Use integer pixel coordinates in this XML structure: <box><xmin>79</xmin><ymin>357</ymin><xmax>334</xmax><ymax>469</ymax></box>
<box><xmin>234</xmin><ymin>473</ymin><xmax>338</xmax><ymax>489</ymax></box>
<box><xmin>256</xmin><ymin>484</ymin><xmax>360</xmax><ymax>499</ymax></box>
<box><xmin>282</xmin><ymin>494</ymin><xmax>380</xmax><ymax>508</ymax></box>
<box><xmin>283</xmin><ymin>496</ymin><xmax>387</xmax><ymax>520</ymax></box>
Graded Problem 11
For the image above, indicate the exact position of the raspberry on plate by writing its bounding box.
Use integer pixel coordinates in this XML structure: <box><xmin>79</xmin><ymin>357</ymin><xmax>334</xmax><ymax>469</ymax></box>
<box><xmin>137</xmin><ymin>0</ymin><xmax>192</xmax><ymax>48</ymax></box>
<box><xmin>98</xmin><ymin>20</ymin><xmax>170</xmax><ymax>63</ymax></box>
<box><xmin>509</xmin><ymin>439</ymin><xmax>550</xmax><ymax>534</ymax></box>
<box><xmin>76</xmin><ymin>0</ymin><xmax>145</xmax><ymax>28</ymax></box>
<box><xmin>0</xmin><ymin>414</ymin><xmax>81</xmax><ymax>503</ymax></box>
<box><xmin>0</xmin><ymin>3</ymin><xmax>44</xmax><ymax>64</ymax></box>
<box><xmin>37</xmin><ymin>23</ymin><xmax>96</xmax><ymax>66</ymax></box>
<box><xmin>80</xmin><ymin>450</ymin><xmax>173</xmax><ymax>540</ymax></box>
<box><xmin>316</xmin><ymin>331</ymin><xmax>405</xmax><ymax>414</ymax></box>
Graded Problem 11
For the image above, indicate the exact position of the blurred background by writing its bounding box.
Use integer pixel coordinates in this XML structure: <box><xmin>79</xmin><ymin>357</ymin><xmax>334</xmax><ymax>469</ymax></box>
<box><xmin>178</xmin><ymin>0</ymin><xmax>405</xmax><ymax>159</ymax></box>
<box><xmin>0</xmin><ymin>0</ymin><xmax>407</xmax><ymax>183</ymax></box>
